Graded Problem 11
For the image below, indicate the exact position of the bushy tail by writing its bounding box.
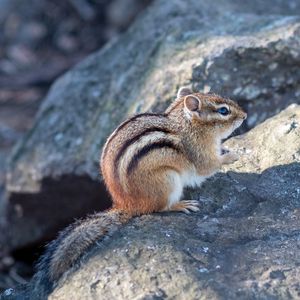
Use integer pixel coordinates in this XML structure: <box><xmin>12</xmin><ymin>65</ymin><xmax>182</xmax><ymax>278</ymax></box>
<box><xmin>31</xmin><ymin>210</ymin><xmax>131</xmax><ymax>297</ymax></box>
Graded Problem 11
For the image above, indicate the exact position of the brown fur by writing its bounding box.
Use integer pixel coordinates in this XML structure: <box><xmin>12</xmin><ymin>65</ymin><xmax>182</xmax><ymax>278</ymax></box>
<box><xmin>101</xmin><ymin>88</ymin><xmax>246</xmax><ymax>215</ymax></box>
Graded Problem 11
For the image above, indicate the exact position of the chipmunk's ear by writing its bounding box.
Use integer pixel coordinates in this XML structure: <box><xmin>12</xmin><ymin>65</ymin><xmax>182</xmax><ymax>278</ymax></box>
<box><xmin>184</xmin><ymin>95</ymin><xmax>201</xmax><ymax>112</ymax></box>
<box><xmin>177</xmin><ymin>87</ymin><xmax>192</xmax><ymax>98</ymax></box>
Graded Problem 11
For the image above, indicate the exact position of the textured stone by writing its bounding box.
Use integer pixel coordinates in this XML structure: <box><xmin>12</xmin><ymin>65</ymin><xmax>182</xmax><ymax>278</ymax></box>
<box><xmin>42</xmin><ymin>105</ymin><xmax>300</xmax><ymax>299</ymax></box>
<box><xmin>3</xmin><ymin>0</ymin><xmax>300</xmax><ymax>252</ymax></box>
<box><xmin>5</xmin><ymin>105</ymin><xmax>296</xmax><ymax>298</ymax></box>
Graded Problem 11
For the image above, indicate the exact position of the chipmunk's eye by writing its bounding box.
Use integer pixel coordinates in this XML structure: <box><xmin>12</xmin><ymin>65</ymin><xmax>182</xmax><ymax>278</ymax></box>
<box><xmin>217</xmin><ymin>107</ymin><xmax>230</xmax><ymax>116</ymax></box>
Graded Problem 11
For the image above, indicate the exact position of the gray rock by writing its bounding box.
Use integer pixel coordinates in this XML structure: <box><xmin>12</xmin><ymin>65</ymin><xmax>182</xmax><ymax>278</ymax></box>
<box><xmin>43</xmin><ymin>104</ymin><xmax>299</xmax><ymax>299</ymax></box>
<box><xmin>4</xmin><ymin>0</ymin><xmax>300</xmax><ymax>250</ymax></box>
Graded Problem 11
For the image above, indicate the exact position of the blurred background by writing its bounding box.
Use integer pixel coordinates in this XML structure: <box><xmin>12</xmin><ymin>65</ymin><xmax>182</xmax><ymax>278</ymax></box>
<box><xmin>0</xmin><ymin>0</ymin><xmax>300</xmax><ymax>295</ymax></box>
<box><xmin>0</xmin><ymin>0</ymin><xmax>152</xmax><ymax>291</ymax></box>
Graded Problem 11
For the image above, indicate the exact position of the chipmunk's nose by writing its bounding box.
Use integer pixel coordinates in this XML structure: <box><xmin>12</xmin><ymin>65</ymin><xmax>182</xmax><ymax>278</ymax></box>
<box><xmin>242</xmin><ymin>113</ymin><xmax>247</xmax><ymax>120</ymax></box>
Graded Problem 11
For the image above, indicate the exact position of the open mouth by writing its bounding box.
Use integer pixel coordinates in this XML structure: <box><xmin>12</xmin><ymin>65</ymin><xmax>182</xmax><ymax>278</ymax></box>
<box><xmin>234</xmin><ymin>119</ymin><xmax>244</xmax><ymax>129</ymax></box>
<box><xmin>223</xmin><ymin>118</ymin><xmax>244</xmax><ymax>140</ymax></box>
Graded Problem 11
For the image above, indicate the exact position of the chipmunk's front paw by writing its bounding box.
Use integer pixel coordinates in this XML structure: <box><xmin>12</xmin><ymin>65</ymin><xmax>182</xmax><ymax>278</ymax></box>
<box><xmin>221</xmin><ymin>151</ymin><xmax>239</xmax><ymax>165</ymax></box>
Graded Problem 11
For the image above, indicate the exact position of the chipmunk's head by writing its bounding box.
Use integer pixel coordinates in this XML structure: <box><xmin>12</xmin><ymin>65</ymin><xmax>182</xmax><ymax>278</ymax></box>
<box><xmin>177</xmin><ymin>87</ymin><xmax>247</xmax><ymax>139</ymax></box>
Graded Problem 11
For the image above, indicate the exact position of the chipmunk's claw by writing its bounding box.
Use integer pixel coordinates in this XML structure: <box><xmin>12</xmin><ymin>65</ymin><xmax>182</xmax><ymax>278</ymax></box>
<box><xmin>167</xmin><ymin>200</ymin><xmax>200</xmax><ymax>214</ymax></box>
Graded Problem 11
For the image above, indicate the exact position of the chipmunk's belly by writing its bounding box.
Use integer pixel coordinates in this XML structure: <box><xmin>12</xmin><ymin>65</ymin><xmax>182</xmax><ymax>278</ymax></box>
<box><xmin>181</xmin><ymin>169</ymin><xmax>207</xmax><ymax>188</ymax></box>
<box><xmin>167</xmin><ymin>169</ymin><xmax>207</xmax><ymax>207</ymax></box>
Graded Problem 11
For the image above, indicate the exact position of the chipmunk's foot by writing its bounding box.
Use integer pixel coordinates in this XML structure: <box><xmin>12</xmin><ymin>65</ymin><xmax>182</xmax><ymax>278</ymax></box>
<box><xmin>168</xmin><ymin>200</ymin><xmax>200</xmax><ymax>214</ymax></box>
<box><xmin>221</xmin><ymin>151</ymin><xmax>239</xmax><ymax>165</ymax></box>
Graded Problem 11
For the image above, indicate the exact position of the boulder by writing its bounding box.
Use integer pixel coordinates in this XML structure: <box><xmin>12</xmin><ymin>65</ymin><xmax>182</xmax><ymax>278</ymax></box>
<box><xmin>4</xmin><ymin>0</ymin><xmax>300</xmax><ymax>250</ymax></box>
<box><xmin>23</xmin><ymin>104</ymin><xmax>299</xmax><ymax>300</ymax></box>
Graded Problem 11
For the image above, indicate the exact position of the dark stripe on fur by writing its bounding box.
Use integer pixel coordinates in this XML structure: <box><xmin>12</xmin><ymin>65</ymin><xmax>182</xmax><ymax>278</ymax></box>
<box><xmin>102</xmin><ymin>113</ymin><xmax>167</xmax><ymax>159</ymax></box>
<box><xmin>127</xmin><ymin>140</ymin><xmax>181</xmax><ymax>175</ymax></box>
<box><xmin>115</xmin><ymin>113</ymin><xmax>167</xmax><ymax>133</ymax></box>
<box><xmin>114</xmin><ymin>127</ymin><xmax>172</xmax><ymax>174</ymax></box>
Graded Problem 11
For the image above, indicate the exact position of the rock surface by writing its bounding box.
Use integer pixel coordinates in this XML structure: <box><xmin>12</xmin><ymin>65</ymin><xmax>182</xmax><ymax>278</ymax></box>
<box><xmin>18</xmin><ymin>104</ymin><xmax>296</xmax><ymax>300</ymax></box>
<box><xmin>4</xmin><ymin>0</ymin><xmax>300</xmax><ymax>250</ymax></box>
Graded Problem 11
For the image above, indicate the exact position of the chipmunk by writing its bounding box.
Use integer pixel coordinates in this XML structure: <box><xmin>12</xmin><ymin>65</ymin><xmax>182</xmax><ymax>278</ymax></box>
<box><xmin>33</xmin><ymin>87</ymin><xmax>246</xmax><ymax>295</ymax></box>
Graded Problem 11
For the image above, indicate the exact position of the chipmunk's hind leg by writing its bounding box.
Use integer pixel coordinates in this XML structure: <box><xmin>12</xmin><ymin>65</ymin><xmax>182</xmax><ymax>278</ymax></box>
<box><xmin>162</xmin><ymin>170</ymin><xmax>200</xmax><ymax>214</ymax></box>
<box><xmin>168</xmin><ymin>200</ymin><xmax>200</xmax><ymax>214</ymax></box>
